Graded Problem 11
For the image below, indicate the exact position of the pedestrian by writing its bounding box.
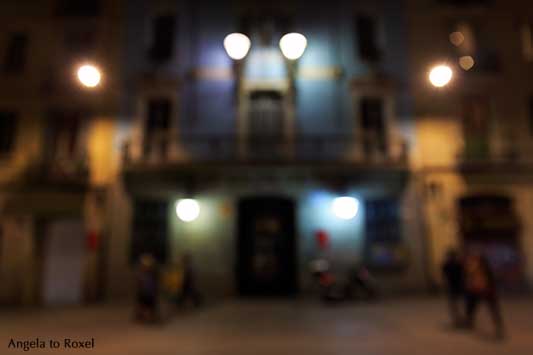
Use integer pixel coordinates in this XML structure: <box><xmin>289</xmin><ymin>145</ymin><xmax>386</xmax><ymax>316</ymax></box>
<box><xmin>441</xmin><ymin>248</ymin><xmax>465</xmax><ymax>327</ymax></box>
<box><xmin>464</xmin><ymin>250</ymin><xmax>505</xmax><ymax>339</ymax></box>
<box><xmin>350</xmin><ymin>264</ymin><xmax>378</xmax><ymax>301</ymax></box>
<box><xmin>135</xmin><ymin>253</ymin><xmax>159</xmax><ymax>323</ymax></box>
<box><xmin>177</xmin><ymin>253</ymin><xmax>202</xmax><ymax>307</ymax></box>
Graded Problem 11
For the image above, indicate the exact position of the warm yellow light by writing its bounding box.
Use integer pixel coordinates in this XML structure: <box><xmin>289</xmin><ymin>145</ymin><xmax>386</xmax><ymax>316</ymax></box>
<box><xmin>223</xmin><ymin>33</ymin><xmax>251</xmax><ymax>60</ymax></box>
<box><xmin>176</xmin><ymin>199</ymin><xmax>200</xmax><ymax>222</ymax></box>
<box><xmin>77</xmin><ymin>64</ymin><xmax>102</xmax><ymax>88</ymax></box>
<box><xmin>279</xmin><ymin>33</ymin><xmax>307</xmax><ymax>60</ymax></box>
<box><xmin>429</xmin><ymin>65</ymin><xmax>453</xmax><ymax>87</ymax></box>
<box><xmin>459</xmin><ymin>56</ymin><xmax>475</xmax><ymax>70</ymax></box>
<box><xmin>449</xmin><ymin>32</ymin><xmax>465</xmax><ymax>47</ymax></box>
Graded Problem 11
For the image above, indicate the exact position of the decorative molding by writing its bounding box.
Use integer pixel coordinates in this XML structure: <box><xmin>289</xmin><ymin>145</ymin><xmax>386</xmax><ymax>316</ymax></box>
<box><xmin>190</xmin><ymin>67</ymin><xmax>233</xmax><ymax>80</ymax></box>
<box><xmin>189</xmin><ymin>66</ymin><xmax>345</xmax><ymax>81</ymax></box>
<box><xmin>298</xmin><ymin>66</ymin><xmax>344</xmax><ymax>80</ymax></box>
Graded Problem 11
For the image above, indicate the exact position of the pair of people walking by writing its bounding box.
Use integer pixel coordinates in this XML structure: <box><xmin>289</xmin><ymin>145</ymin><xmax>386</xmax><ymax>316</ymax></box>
<box><xmin>442</xmin><ymin>248</ymin><xmax>505</xmax><ymax>339</ymax></box>
<box><xmin>135</xmin><ymin>253</ymin><xmax>202</xmax><ymax>324</ymax></box>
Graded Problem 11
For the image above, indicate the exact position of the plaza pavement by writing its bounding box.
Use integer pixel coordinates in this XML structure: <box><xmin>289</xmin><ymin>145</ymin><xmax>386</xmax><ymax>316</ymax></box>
<box><xmin>1</xmin><ymin>297</ymin><xmax>532</xmax><ymax>355</ymax></box>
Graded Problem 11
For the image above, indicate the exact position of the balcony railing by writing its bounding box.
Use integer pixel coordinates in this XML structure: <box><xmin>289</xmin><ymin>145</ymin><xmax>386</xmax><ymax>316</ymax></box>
<box><xmin>122</xmin><ymin>134</ymin><xmax>409</xmax><ymax>167</ymax></box>
<box><xmin>23</xmin><ymin>151</ymin><xmax>89</xmax><ymax>185</ymax></box>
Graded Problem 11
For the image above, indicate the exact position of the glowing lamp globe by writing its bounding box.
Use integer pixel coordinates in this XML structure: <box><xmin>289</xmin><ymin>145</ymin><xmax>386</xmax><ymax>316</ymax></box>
<box><xmin>223</xmin><ymin>33</ymin><xmax>251</xmax><ymax>60</ymax></box>
<box><xmin>176</xmin><ymin>199</ymin><xmax>200</xmax><ymax>222</ymax></box>
<box><xmin>429</xmin><ymin>65</ymin><xmax>453</xmax><ymax>88</ymax></box>
<box><xmin>77</xmin><ymin>64</ymin><xmax>102</xmax><ymax>88</ymax></box>
<box><xmin>332</xmin><ymin>197</ymin><xmax>359</xmax><ymax>220</ymax></box>
<box><xmin>279</xmin><ymin>33</ymin><xmax>307</xmax><ymax>60</ymax></box>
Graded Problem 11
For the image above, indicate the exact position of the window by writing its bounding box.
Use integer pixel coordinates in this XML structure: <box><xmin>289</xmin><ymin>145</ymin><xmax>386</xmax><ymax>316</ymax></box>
<box><xmin>0</xmin><ymin>111</ymin><xmax>18</xmax><ymax>155</ymax></box>
<box><xmin>56</xmin><ymin>0</ymin><xmax>101</xmax><ymax>17</ymax></box>
<box><xmin>355</xmin><ymin>15</ymin><xmax>381</xmax><ymax>62</ymax></box>
<box><xmin>148</xmin><ymin>15</ymin><xmax>176</xmax><ymax>62</ymax></box>
<box><xmin>248</xmin><ymin>91</ymin><xmax>285</xmax><ymax>158</ymax></box>
<box><xmin>46</xmin><ymin>111</ymin><xmax>82</xmax><ymax>160</ymax></box>
<box><xmin>143</xmin><ymin>98</ymin><xmax>172</xmax><ymax>158</ymax></box>
<box><xmin>461</xmin><ymin>96</ymin><xmax>490</xmax><ymax>158</ymax></box>
<box><xmin>146</xmin><ymin>99</ymin><xmax>171</xmax><ymax>133</ymax></box>
<box><xmin>364</xmin><ymin>198</ymin><xmax>407</xmax><ymax>270</ymax></box>
<box><xmin>3</xmin><ymin>33</ymin><xmax>28</xmax><ymax>73</ymax></box>
<box><xmin>522</xmin><ymin>23</ymin><xmax>533</xmax><ymax>61</ymax></box>
<box><xmin>249</xmin><ymin>91</ymin><xmax>284</xmax><ymax>137</ymax></box>
<box><xmin>360</xmin><ymin>97</ymin><xmax>387</xmax><ymax>155</ymax></box>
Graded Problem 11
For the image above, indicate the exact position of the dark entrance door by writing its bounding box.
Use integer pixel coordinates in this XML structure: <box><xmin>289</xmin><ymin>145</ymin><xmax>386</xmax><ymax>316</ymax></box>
<box><xmin>131</xmin><ymin>199</ymin><xmax>168</xmax><ymax>265</ymax></box>
<box><xmin>237</xmin><ymin>197</ymin><xmax>297</xmax><ymax>296</ymax></box>
<box><xmin>458</xmin><ymin>195</ymin><xmax>523</xmax><ymax>290</ymax></box>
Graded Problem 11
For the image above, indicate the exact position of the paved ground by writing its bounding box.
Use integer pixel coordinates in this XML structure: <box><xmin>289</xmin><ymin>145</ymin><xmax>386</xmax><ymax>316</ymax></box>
<box><xmin>1</xmin><ymin>297</ymin><xmax>533</xmax><ymax>354</ymax></box>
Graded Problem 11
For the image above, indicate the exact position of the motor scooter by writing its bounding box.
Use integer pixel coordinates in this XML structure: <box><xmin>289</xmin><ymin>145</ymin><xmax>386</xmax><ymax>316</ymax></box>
<box><xmin>310</xmin><ymin>258</ymin><xmax>378</xmax><ymax>304</ymax></box>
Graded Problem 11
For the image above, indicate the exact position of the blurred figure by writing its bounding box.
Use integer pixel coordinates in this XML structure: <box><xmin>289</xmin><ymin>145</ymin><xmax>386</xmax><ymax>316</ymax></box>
<box><xmin>135</xmin><ymin>253</ymin><xmax>159</xmax><ymax>323</ymax></box>
<box><xmin>441</xmin><ymin>248</ymin><xmax>465</xmax><ymax>327</ymax></box>
<box><xmin>349</xmin><ymin>264</ymin><xmax>378</xmax><ymax>301</ymax></box>
<box><xmin>177</xmin><ymin>254</ymin><xmax>202</xmax><ymax>307</ymax></box>
<box><xmin>464</xmin><ymin>250</ymin><xmax>505</xmax><ymax>339</ymax></box>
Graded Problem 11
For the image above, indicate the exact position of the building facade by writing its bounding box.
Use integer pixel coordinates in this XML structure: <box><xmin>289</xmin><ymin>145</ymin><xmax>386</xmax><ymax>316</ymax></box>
<box><xmin>109</xmin><ymin>0</ymin><xmax>427</xmax><ymax>300</ymax></box>
<box><xmin>408</xmin><ymin>0</ymin><xmax>533</xmax><ymax>291</ymax></box>
<box><xmin>0</xmin><ymin>0</ymin><xmax>123</xmax><ymax>306</ymax></box>
<box><xmin>4</xmin><ymin>0</ymin><xmax>533</xmax><ymax>306</ymax></box>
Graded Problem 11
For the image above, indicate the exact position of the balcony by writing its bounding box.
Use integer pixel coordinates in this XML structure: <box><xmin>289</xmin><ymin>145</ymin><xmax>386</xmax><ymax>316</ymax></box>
<box><xmin>22</xmin><ymin>151</ymin><xmax>89</xmax><ymax>189</ymax></box>
<box><xmin>456</xmin><ymin>139</ymin><xmax>533</xmax><ymax>176</ymax></box>
<box><xmin>1</xmin><ymin>149</ymin><xmax>89</xmax><ymax>216</ymax></box>
<box><xmin>122</xmin><ymin>134</ymin><xmax>408</xmax><ymax>167</ymax></box>
<box><xmin>120</xmin><ymin>134</ymin><xmax>410</xmax><ymax>193</ymax></box>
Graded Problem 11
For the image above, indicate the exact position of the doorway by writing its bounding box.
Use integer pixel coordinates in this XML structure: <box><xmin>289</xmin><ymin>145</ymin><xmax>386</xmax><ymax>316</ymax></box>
<box><xmin>42</xmin><ymin>219</ymin><xmax>85</xmax><ymax>306</ymax></box>
<box><xmin>458</xmin><ymin>195</ymin><xmax>523</xmax><ymax>290</ymax></box>
<box><xmin>237</xmin><ymin>196</ymin><xmax>297</xmax><ymax>296</ymax></box>
<box><xmin>247</xmin><ymin>90</ymin><xmax>285</xmax><ymax>159</ymax></box>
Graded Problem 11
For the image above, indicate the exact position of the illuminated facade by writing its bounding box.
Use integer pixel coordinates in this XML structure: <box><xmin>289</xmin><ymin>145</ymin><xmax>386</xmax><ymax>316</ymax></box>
<box><xmin>6</xmin><ymin>0</ymin><xmax>532</xmax><ymax>306</ymax></box>
<box><xmin>111</xmin><ymin>0</ymin><xmax>425</xmax><ymax>299</ymax></box>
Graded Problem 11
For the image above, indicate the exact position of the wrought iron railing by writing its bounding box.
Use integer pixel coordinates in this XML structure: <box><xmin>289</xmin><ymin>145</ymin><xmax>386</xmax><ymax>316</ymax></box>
<box><xmin>24</xmin><ymin>151</ymin><xmax>89</xmax><ymax>184</ymax></box>
<box><xmin>122</xmin><ymin>134</ymin><xmax>409</xmax><ymax>166</ymax></box>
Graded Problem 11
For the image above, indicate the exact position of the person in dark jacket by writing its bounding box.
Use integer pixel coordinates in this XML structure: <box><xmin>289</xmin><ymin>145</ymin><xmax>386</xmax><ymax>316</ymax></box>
<box><xmin>177</xmin><ymin>253</ymin><xmax>202</xmax><ymax>307</ymax></box>
<box><xmin>464</xmin><ymin>250</ymin><xmax>505</xmax><ymax>339</ymax></box>
<box><xmin>441</xmin><ymin>248</ymin><xmax>465</xmax><ymax>327</ymax></box>
<box><xmin>135</xmin><ymin>254</ymin><xmax>159</xmax><ymax>323</ymax></box>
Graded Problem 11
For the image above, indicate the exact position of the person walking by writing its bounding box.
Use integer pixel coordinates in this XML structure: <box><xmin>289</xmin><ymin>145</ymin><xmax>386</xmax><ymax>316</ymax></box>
<box><xmin>177</xmin><ymin>253</ymin><xmax>202</xmax><ymax>307</ymax></box>
<box><xmin>135</xmin><ymin>254</ymin><xmax>160</xmax><ymax>323</ymax></box>
<box><xmin>441</xmin><ymin>248</ymin><xmax>465</xmax><ymax>327</ymax></box>
<box><xmin>464</xmin><ymin>250</ymin><xmax>505</xmax><ymax>339</ymax></box>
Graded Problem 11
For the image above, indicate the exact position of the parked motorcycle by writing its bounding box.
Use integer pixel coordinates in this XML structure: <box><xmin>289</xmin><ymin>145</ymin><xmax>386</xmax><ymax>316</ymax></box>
<box><xmin>310</xmin><ymin>258</ymin><xmax>378</xmax><ymax>304</ymax></box>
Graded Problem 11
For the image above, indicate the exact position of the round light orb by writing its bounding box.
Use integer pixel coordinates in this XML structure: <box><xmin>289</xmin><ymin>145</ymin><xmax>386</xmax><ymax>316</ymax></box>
<box><xmin>429</xmin><ymin>64</ymin><xmax>453</xmax><ymax>87</ymax></box>
<box><xmin>77</xmin><ymin>64</ymin><xmax>102</xmax><ymax>88</ymax></box>
<box><xmin>279</xmin><ymin>32</ymin><xmax>307</xmax><ymax>60</ymax></box>
<box><xmin>459</xmin><ymin>55</ymin><xmax>475</xmax><ymax>71</ymax></box>
<box><xmin>223</xmin><ymin>33</ymin><xmax>251</xmax><ymax>60</ymax></box>
<box><xmin>332</xmin><ymin>197</ymin><xmax>359</xmax><ymax>220</ymax></box>
<box><xmin>176</xmin><ymin>199</ymin><xmax>200</xmax><ymax>222</ymax></box>
<box><xmin>449</xmin><ymin>31</ymin><xmax>465</xmax><ymax>47</ymax></box>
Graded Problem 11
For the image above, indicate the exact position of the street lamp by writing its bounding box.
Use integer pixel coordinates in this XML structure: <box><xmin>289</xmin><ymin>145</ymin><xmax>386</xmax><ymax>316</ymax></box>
<box><xmin>428</xmin><ymin>64</ymin><xmax>453</xmax><ymax>88</ymax></box>
<box><xmin>223</xmin><ymin>33</ymin><xmax>251</xmax><ymax>60</ymax></box>
<box><xmin>176</xmin><ymin>199</ymin><xmax>200</xmax><ymax>222</ymax></box>
<box><xmin>279</xmin><ymin>33</ymin><xmax>307</xmax><ymax>60</ymax></box>
<box><xmin>332</xmin><ymin>197</ymin><xmax>359</xmax><ymax>220</ymax></box>
<box><xmin>77</xmin><ymin>64</ymin><xmax>102</xmax><ymax>88</ymax></box>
